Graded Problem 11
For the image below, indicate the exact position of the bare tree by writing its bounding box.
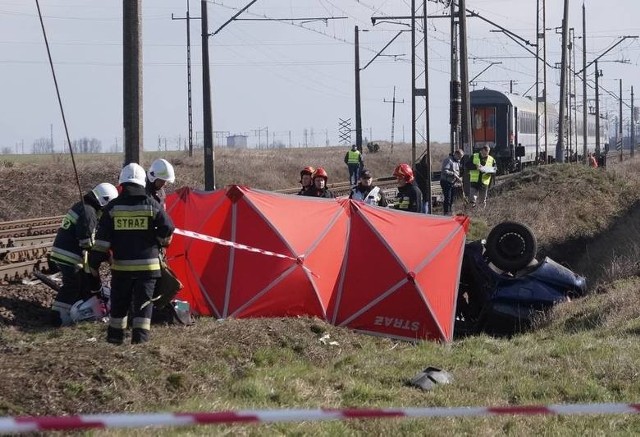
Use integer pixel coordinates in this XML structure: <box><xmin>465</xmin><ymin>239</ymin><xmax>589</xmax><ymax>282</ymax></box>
<box><xmin>71</xmin><ymin>137</ymin><xmax>102</xmax><ymax>153</ymax></box>
<box><xmin>1</xmin><ymin>146</ymin><xmax>12</xmax><ymax>155</ymax></box>
<box><xmin>31</xmin><ymin>137</ymin><xmax>54</xmax><ymax>154</ymax></box>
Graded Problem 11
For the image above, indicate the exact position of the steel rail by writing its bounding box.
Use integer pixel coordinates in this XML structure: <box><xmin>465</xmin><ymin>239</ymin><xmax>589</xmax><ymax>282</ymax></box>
<box><xmin>0</xmin><ymin>258</ymin><xmax>48</xmax><ymax>284</ymax></box>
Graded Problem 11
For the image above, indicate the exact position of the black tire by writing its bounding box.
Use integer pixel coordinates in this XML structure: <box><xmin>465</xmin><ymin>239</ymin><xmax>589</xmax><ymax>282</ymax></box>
<box><xmin>485</xmin><ymin>221</ymin><xmax>537</xmax><ymax>272</ymax></box>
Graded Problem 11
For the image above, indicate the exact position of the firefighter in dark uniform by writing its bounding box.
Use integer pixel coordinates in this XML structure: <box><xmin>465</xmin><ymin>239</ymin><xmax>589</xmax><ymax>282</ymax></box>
<box><xmin>393</xmin><ymin>163</ymin><xmax>424</xmax><ymax>213</ymax></box>
<box><xmin>297</xmin><ymin>166</ymin><xmax>315</xmax><ymax>195</ymax></box>
<box><xmin>145</xmin><ymin>158</ymin><xmax>175</xmax><ymax>207</ymax></box>
<box><xmin>49</xmin><ymin>183</ymin><xmax>119</xmax><ymax>326</ymax></box>
<box><xmin>303</xmin><ymin>167</ymin><xmax>335</xmax><ymax>198</ymax></box>
<box><xmin>89</xmin><ymin>163</ymin><xmax>175</xmax><ymax>345</ymax></box>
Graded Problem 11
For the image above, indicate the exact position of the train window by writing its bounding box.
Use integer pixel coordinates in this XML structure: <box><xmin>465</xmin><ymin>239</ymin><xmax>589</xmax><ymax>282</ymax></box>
<box><xmin>518</xmin><ymin>111</ymin><xmax>536</xmax><ymax>134</ymax></box>
<box><xmin>473</xmin><ymin>107</ymin><xmax>496</xmax><ymax>142</ymax></box>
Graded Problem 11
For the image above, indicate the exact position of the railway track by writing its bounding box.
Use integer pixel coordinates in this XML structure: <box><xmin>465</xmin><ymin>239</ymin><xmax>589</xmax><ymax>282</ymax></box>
<box><xmin>0</xmin><ymin>216</ymin><xmax>63</xmax><ymax>284</ymax></box>
<box><xmin>0</xmin><ymin>216</ymin><xmax>63</xmax><ymax>239</ymax></box>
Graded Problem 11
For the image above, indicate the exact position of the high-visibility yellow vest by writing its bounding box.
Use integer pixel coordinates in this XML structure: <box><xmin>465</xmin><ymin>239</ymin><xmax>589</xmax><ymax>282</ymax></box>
<box><xmin>347</xmin><ymin>150</ymin><xmax>361</xmax><ymax>164</ymax></box>
<box><xmin>469</xmin><ymin>153</ymin><xmax>495</xmax><ymax>186</ymax></box>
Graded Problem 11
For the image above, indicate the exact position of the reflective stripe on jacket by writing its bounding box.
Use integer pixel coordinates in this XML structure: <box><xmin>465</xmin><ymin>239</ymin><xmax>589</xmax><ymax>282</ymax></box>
<box><xmin>89</xmin><ymin>184</ymin><xmax>174</xmax><ymax>278</ymax></box>
<box><xmin>50</xmin><ymin>194</ymin><xmax>100</xmax><ymax>267</ymax></box>
<box><xmin>394</xmin><ymin>183</ymin><xmax>423</xmax><ymax>213</ymax></box>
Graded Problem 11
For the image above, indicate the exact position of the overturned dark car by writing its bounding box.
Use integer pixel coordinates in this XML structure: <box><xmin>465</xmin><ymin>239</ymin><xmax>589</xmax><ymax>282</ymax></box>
<box><xmin>455</xmin><ymin>221</ymin><xmax>587</xmax><ymax>336</ymax></box>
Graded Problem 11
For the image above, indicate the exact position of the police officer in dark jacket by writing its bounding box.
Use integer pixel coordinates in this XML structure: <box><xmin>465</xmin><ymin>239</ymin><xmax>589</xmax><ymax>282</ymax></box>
<box><xmin>393</xmin><ymin>163</ymin><xmax>424</xmax><ymax>213</ymax></box>
<box><xmin>303</xmin><ymin>167</ymin><xmax>335</xmax><ymax>198</ymax></box>
<box><xmin>349</xmin><ymin>169</ymin><xmax>388</xmax><ymax>206</ymax></box>
<box><xmin>49</xmin><ymin>183</ymin><xmax>119</xmax><ymax>326</ymax></box>
<box><xmin>145</xmin><ymin>158</ymin><xmax>175</xmax><ymax>207</ymax></box>
<box><xmin>89</xmin><ymin>163</ymin><xmax>175</xmax><ymax>345</ymax></box>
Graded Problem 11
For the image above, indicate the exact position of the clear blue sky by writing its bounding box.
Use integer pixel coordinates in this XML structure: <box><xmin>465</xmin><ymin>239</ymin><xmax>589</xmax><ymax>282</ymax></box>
<box><xmin>1</xmin><ymin>0</ymin><xmax>639</xmax><ymax>152</ymax></box>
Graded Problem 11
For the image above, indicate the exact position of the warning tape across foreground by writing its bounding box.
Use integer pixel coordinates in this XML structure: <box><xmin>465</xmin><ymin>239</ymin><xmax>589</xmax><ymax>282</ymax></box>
<box><xmin>1</xmin><ymin>403</ymin><xmax>639</xmax><ymax>434</ymax></box>
<box><xmin>173</xmin><ymin>228</ymin><xmax>297</xmax><ymax>262</ymax></box>
<box><xmin>172</xmin><ymin>228</ymin><xmax>318</xmax><ymax>277</ymax></box>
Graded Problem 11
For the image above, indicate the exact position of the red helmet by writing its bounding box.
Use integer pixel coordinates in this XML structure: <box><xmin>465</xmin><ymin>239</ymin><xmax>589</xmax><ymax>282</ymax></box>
<box><xmin>312</xmin><ymin>167</ymin><xmax>328</xmax><ymax>181</ymax></box>
<box><xmin>300</xmin><ymin>166</ymin><xmax>315</xmax><ymax>177</ymax></box>
<box><xmin>393</xmin><ymin>163</ymin><xmax>414</xmax><ymax>183</ymax></box>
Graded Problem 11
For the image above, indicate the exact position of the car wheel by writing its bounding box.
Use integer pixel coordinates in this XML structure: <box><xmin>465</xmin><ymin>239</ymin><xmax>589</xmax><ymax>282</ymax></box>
<box><xmin>485</xmin><ymin>221</ymin><xmax>537</xmax><ymax>272</ymax></box>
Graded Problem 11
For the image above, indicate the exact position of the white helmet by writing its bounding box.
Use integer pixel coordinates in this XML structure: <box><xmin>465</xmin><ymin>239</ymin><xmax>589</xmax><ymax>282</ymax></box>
<box><xmin>92</xmin><ymin>182</ymin><xmax>119</xmax><ymax>207</ymax></box>
<box><xmin>119</xmin><ymin>162</ymin><xmax>147</xmax><ymax>187</ymax></box>
<box><xmin>148</xmin><ymin>158</ymin><xmax>175</xmax><ymax>183</ymax></box>
<box><xmin>70</xmin><ymin>296</ymin><xmax>107</xmax><ymax>323</ymax></box>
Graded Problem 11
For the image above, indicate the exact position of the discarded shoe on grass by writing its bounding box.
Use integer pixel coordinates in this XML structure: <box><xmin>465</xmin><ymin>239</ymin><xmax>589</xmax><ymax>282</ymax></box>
<box><xmin>409</xmin><ymin>367</ymin><xmax>453</xmax><ymax>391</ymax></box>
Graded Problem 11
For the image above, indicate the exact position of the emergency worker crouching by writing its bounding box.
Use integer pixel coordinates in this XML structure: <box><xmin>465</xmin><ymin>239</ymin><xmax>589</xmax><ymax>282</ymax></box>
<box><xmin>297</xmin><ymin>166</ymin><xmax>315</xmax><ymax>195</ymax></box>
<box><xmin>49</xmin><ymin>183</ymin><xmax>119</xmax><ymax>326</ymax></box>
<box><xmin>303</xmin><ymin>167</ymin><xmax>335</xmax><ymax>198</ymax></box>
<box><xmin>89</xmin><ymin>163</ymin><xmax>175</xmax><ymax>345</ymax></box>
<box><xmin>469</xmin><ymin>145</ymin><xmax>496</xmax><ymax>208</ymax></box>
<box><xmin>393</xmin><ymin>163</ymin><xmax>423</xmax><ymax>213</ymax></box>
<box><xmin>146</xmin><ymin>158</ymin><xmax>175</xmax><ymax>208</ymax></box>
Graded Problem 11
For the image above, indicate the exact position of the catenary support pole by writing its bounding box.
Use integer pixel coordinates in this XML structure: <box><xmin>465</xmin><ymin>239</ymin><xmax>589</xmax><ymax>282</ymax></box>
<box><xmin>123</xmin><ymin>0</ymin><xmax>142</xmax><ymax>165</ymax></box>
<box><xmin>555</xmin><ymin>0</ymin><xmax>570</xmax><ymax>163</ymax></box>
<box><xmin>594</xmin><ymin>60</ymin><xmax>601</xmax><ymax>156</ymax></box>
<box><xmin>619</xmin><ymin>78</ymin><xmax>623</xmax><ymax>162</ymax></box>
<box><xmin>201</xmin><ymin>0</ymin><xmax>215</xmax><ymax>189</ymax></box>
<box><xmin>459</xmin><ymin>0</ymin><xmax>472</xmax><ymax>155</ymax></box>
<box><xmin>582</xmin><ymin>2</ymin><xmax>588</xmax><ymax>163</ymax></box>
<box><xmin>355</xmin><ymin>26</ymin><xmax>363</xmax><ymax>152</ymax></box>
<box><xmin>631</xmin><ymin>86</ymin><xmax>635</xmax><ymax>157</ymax></box>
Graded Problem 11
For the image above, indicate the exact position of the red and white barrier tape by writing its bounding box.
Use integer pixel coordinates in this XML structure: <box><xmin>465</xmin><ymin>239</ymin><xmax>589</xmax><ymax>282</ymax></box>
<box><xmin>2</xmin><ymin>403</ymin><xmax>639</xmax><ymax>434</ymax></box>
<box><xmin>173</xmin><ymin>228</ymin><xmax>318</xmax><ymax>277</ymax></box>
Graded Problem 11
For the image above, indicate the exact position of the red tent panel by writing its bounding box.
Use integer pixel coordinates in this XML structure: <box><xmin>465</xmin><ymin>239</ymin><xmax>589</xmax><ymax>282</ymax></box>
<box><xmin>413</xmin><ymin>229</ymin><xmax>467</xmax><ymax>341</ymax></box>
<box><xmin>165</xmin><ymin>188</ymin><xmax>468</xmax><ymax>342</ymax></box>
<box><xmin>329</xmin><ymin>200</ymin><xmax>468</xmax><ymax>342</ymax></box>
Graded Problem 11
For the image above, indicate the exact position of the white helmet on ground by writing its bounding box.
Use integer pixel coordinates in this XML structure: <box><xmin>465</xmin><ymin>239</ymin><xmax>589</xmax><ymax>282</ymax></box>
<box><xmin>148</xmin><ymin>158</ymin><xmax>176</xmax><ymax>183</ymax></box>
<box><xmin>92</xmin><ymin>182</ymin><xmax>119</xmax><ymax>207</ymax></box>
<box><xmin>69</xmin><ymin>296</ymin><xmax>107</xmax><ymax>323</ymax></box>
<box><xmin>119</xmin><ymin>162</ymin><xmax>147</xmax><ymax>187</ymax></box>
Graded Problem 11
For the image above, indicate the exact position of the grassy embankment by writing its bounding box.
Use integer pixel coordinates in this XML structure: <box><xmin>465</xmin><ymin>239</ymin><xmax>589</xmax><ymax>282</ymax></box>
<box><xmin>1</xmin><ymin>147</ymin><xmax>640</xmax><ymax>435</ymax></box>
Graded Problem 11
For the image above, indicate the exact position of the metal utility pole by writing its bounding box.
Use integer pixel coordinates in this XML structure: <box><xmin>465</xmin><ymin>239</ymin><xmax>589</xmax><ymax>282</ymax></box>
<box><xmin>619</xmin><ymin>78</ymin><xmax>623</xmax><ymax>161</ymax></box>
<box><xmin>459</xmin><ymin>0</ymin><xmax>472</xmax><ymax>155</ymax></box>
<box><xmin>201</xmin><ymin>0</ymin><xmax>215</xmax><ymax>190</ymax></box>
<box><xmin>572</xmin><ymin>28</ymin><xmax>579</xmax><ymax>161</ymax></box>
<box><xmin>594</xmin><ymin>60</ymin><xmax>601</xmax><ymax>155</ymax></box>
<box><xmin>355</xmin><ymin>26</ymin><xmax>363</xmax><ymax>152</ymax></box>
<box><xmin>422</xmin><ymin>0</ymin><xmax>432</xmax><ymax>213</ymax></box>
<box><xmin>555</xmin><ymin>0</ymin><xmax>570</xmax><ymax>163</ymax></box>
<box><xmin>536</xmin><ymin>0</ymin><xmax>547</xmax><ymax>163</ymax></box>
<box><xmin>384</xmin><ymin>86</ymin><xmax>404</xmax><ymax>146</ymax></box>
<box><xmin>450</xmin><ymin>0</ymin><xmax>460</xmax><ymax>155</ymax></box>
<box><xmin>631</xmin><ymin>86</ymin><xmax>635</xmax><ymax>157</ymax></box>
<box><xmin>542</xmin><ymin>0</ymin><xmax>548</xmax><ymax>159</ymax></box>
<box><xmin>409</xmin><ymin>0</ymin><xmax>431</xmax><ymax>211</ymax></box>
<box><xmin>581</xmin><ymin>2</ymin><xmax>587</xmax><ymax>163</ymax></box>
<box><xmin>172</xmin><ymin>0</ymin><xmax>198</xmax><ymax>157</ymax></box>
<box><xmin>411</xmin><ymin>1</ymin><xmax>417</xmax><ymax>166</ymax></box>
<box><xmin>123</xmin><ymin>0</ymin><xmax>142</xmax><ymax>165</ymax></box>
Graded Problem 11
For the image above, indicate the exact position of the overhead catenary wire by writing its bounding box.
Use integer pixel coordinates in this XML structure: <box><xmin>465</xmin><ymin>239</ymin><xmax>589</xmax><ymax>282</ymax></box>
<box><xmin>34</xmin><ymin>0</ymin><xmax>85</xmax><ymax>206</ymax></box>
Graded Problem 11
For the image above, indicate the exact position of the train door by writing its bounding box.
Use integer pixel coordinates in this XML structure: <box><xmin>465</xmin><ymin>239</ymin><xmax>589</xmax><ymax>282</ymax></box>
<box><xmin>472</xmin><ymin>106</ymin><xmax>496</xmax><ymax>148</ymax></box>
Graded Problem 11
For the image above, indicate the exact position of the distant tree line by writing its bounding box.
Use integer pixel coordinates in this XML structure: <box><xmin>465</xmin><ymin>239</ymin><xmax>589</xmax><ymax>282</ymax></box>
<box><xmin>29</xmin><ymin>137</ymin><xmax>102</xmax><ymax>154</ymax></box>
